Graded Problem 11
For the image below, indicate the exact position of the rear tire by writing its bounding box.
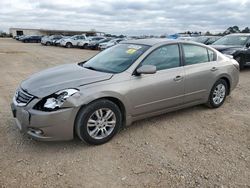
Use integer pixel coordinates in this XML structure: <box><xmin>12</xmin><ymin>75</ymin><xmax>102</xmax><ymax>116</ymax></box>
<box><xmin>83</xmin><ymin>43</ymin><xmax>88</xmax><ymax>49</ymax></box>
<box><xmin>46</xmin><ymin>42</ymin><xmax>51</xmax><ymax>46</ymax></box>
<box><xmin>76</xmin><ymin>99</ymin><xmax>122</xmax><ymax>145</ymax></box>
<box><xmin>206</xmin><ymin>79</ymin><xmax>228</xmax><ymax>108</ymax></box>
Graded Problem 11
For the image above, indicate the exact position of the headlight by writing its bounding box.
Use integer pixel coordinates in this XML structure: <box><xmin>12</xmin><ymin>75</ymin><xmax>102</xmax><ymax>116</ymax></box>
<box><xmin>35</xmin><ymin>89</ymin><xmax>79</xmax><ymax>111</ymax></box>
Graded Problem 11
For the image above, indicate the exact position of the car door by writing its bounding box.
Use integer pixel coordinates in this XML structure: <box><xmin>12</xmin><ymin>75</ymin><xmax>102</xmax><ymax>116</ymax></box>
<box><xmin>77</xmin><ymin>35</ymin><xmax>86</xmax><ymax>46</ymax></box>
<box><xmin>72</xmin><ymin>36</ymin><xmax>79</xmax><ymax>45</ymax></box>
<box><xmin>182</xmin><ymin>44</ymin><xmax>218</xmax><ymax>104</ymax></box>
<box><xmin>127</xmin><ymin>44</ymin><xmax>185</xmax><ymax>116</ymax></box>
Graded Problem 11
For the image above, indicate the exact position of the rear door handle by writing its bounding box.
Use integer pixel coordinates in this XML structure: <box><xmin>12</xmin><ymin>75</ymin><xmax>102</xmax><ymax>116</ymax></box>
<box><xmin>210</xmin><ymin>67</ymin><xmax>218</xmax><ymax>71</ymax></box>
<box><xmin>174</xmin><ymin>75</ymin><xmax>183</xmax><ymax>82</ymax></box>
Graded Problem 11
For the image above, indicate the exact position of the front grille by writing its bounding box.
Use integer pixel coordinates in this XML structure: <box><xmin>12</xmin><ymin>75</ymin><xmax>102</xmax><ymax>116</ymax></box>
<box><xmin>15</xmin><ymin>89</ymin><xmax>34</xmax><ymax>106</ymax></box>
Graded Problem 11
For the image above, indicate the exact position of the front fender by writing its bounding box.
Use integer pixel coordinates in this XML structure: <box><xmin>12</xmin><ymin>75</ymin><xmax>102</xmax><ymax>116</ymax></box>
<box><xmin>65</xmin><ymin>90</ymin><xmax>133</xmax><ymax>124</ymax></box>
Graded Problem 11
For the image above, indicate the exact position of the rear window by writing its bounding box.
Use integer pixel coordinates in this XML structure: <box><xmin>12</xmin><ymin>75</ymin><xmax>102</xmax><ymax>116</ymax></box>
<box><xmin>183</xmin><ymin>44</ymin><xmax>209</xmax><ymax>65</ymax></box>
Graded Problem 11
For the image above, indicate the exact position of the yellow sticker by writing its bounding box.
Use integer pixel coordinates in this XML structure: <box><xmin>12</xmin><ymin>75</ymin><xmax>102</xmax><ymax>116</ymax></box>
<box><xmin>126</xmin><ymin>49</ymin><xmax>137</xmax><ymax>54</ymax></box>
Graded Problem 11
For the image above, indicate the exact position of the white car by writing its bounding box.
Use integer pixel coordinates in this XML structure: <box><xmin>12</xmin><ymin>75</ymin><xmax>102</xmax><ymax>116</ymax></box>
<box><xmin>99</xmin><ymin>38</ymin><xmax>124</xmax><ymax>50</ymax></box>
<box><xmin>81</xmin><ymin>36</ymin><xmax>106</xmax><ymax>49</ymax></box>
<box><xmin>54</xmin><ymin>36</ymin><xmax>71</xmax><ymax>46</ymax></box>
<box><xmin>41</xmin><ymin>35</ymin><xmax>63</xmax><ymax>46</ymax></box>
<box><xmin>60</xmin><ymin>35</ymin><xmax>89</xmax><ymax>48</ymax></box>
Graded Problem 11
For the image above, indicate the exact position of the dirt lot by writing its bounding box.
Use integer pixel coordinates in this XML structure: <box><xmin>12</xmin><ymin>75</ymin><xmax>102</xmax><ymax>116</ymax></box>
<box><xmin>0</xmin><ymin>38</ymin><xmax>249</xmax><ymax>188</ymax></box>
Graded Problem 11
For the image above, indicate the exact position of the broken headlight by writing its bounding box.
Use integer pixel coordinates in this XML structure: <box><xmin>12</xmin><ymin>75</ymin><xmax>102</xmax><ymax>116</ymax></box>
<box><xmin>35</xmin><ymin>89</ymin><xmax>79</xmax><ymax>111</ymax></box>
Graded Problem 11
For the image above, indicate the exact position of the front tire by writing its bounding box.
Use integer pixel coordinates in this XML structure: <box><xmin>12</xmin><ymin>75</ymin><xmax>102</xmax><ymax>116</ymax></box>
<box><xmin>76</xmin><ymin>99</ymin><xmax>122</xmax><ymax>145</ymax></box>
<box><xmin>66</xmin><ymin>42</ymin><xmax>73</xmax><ymax>48</ymax></box>
<box><xmin>83</xmin><ymin>43</ymin><xmax>88</xmax><ymax>49</ymax></box>
<box><xmin>206</xmin><ymin>79</ymin><xmax>228</xmax><ymax>108</ymax></box>
<box><xmin>46</xmin><ymin>42</ymin><xmax>51</xmax><ymax>46</ymax></box>
<box><xmin>235</xmin><ymin>56</ymin><xmax>245</xmax><ymax>70</ymax></box>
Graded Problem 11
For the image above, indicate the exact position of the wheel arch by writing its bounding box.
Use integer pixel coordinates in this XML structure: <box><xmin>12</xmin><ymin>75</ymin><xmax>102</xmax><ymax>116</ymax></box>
<box><xmin>66</xmin><ymin>42</ymin><xmax>73</xmax><ymax>46</ymax></box>
<box><xmin>73</xmin><ymin>96</ymin><xmax>127</xmax><ymax>138</ymax></box>
<box><xmin>218</xmin><ymin>76</ymin><xmax>231</xmax><ymax>95</ymax></box>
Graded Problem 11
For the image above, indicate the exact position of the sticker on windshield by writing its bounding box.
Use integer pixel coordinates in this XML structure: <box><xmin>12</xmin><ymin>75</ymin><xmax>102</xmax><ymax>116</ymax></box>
<box><xmin>126</xmin><ymin>48</ymin><xmax>137</xmax><ymax>54</ymax></box>
<box><xmin>126</xmin><ymin>45</ymin><xmax>142</xmax><ymax>54</ymax></box>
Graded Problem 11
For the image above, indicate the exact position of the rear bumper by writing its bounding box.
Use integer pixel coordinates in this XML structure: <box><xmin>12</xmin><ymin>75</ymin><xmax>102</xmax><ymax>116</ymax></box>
<box><xmin>11</xmin><ymin>101</ymin><xmax>79</xmax><ymax>141</ymax></box>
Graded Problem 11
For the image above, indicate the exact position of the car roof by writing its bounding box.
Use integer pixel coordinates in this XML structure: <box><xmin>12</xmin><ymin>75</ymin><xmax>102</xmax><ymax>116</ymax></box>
<box><xmin>227</xmin><ymin>33</ymin><xmax>250</xmax><ymax>36</ymax></box>
<box><xmin>121</xmin><ymin>38</ymin><xmax>174</xmax><ymax>46</ymax></box>
<box><xmin>121</xmin><ymin>38</ymin><xmax>205</xmax><ymax>47</ymax></box>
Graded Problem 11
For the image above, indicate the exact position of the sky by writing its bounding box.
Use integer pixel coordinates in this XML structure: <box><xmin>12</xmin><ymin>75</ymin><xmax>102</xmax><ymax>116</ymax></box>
<box><xmin>0</xmin><ymin>0</ymin><xmax>249</xmax><ymax>35</ymax></box>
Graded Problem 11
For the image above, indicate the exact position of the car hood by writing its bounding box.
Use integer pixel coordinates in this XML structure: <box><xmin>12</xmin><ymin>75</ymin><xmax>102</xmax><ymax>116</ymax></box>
<box><xmin>210</xmin><ymin>45</ymin><xmax>242</xmax><ymax>52</ymax></box>
<box><xmin>21</xmin><ymin>63</ymin><xmax>113</xmax><ymax>98</ymax></box>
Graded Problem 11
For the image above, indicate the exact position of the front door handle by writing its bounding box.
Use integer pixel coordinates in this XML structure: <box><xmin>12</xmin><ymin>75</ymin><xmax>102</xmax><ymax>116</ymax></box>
<box><xmin>174</xmin><ymin>75</ymin><xmax>183</xmax><ymax>82</ymax></box>
<box><xmin>210</xmin><ymin>67</ymin><xmax>218</xmax><ymax>71</ymax></box>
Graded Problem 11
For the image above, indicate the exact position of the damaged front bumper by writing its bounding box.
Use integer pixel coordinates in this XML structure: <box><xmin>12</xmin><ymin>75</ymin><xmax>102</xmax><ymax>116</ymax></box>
<box><xmin>11</xmin><ymin>97</ymin><xmax>80</xmax><ymax>141</ymax></box>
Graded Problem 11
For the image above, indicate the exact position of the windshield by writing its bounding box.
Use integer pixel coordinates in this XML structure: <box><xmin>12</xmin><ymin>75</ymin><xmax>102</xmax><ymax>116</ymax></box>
<box><xmin>192</xmin><ymin>37</ymin><xmax>208</xmax><ymax>43</ymax></box>
<box><xmin>82</xmin><ymin>43</ymin><xmax>150</xmax><ymax>73</ymax></box>
<box><xmin>70</xmin><ymin>36</ymin><xmax>77</xmax><ymax>39</ymax></box>
<box><xmin>213</xmin><ymin>35</ymin><xmax>249</xmax><ymax>46</ymax></box>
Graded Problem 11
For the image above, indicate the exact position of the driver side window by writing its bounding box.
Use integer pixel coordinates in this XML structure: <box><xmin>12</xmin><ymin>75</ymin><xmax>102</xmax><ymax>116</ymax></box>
<box><xmin>141</xmin><ymin>44</ymin><xmax>180</xmax><ymax>71</ymax></box>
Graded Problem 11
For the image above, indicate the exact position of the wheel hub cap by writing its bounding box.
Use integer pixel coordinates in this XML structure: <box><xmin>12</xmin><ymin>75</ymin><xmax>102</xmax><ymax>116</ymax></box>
<box><xmin>212</xmin><ymin>84</ymin><xmax>226</xmax><ymax>105</ymax></box>
<box><xmin>86</xmin><ymin>108</ymin><xmax>116</xmax><ymax>140</ymax></box>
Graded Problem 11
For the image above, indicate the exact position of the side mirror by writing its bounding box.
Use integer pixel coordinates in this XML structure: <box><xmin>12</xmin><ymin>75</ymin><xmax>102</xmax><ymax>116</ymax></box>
<box><xmin>136</xmin><ymin>65</ymin><xmax>157</xmax><ymax>75</ymax></box>
<box><xmin>246</xmin><ymin>43</ymin><xmax>250</xmax><ymax>48</ymax></box>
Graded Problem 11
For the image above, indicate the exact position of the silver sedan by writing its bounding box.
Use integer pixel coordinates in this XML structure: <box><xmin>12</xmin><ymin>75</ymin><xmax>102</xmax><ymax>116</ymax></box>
<box><xmin>11</xmin><ymin>39</ymin><xmax>239</xmax><ymax>145</ymax></box>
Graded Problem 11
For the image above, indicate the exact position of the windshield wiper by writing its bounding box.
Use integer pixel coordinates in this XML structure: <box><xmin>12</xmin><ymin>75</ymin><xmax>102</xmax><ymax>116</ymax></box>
<box><xmin>83</xmin><ymin>65</ymin><xmax>117</xmax><ymax>74</ymax></box>
<box><xmin>84</xmin><ymin>66</ymin><xmax>98</xmax><ymax>71</ymax></box>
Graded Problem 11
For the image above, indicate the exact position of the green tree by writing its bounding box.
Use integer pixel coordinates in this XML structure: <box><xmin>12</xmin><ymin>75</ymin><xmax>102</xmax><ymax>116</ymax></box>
<box><xmin>241</xmin><ymin>27</ymin><xmax>250</xmax><ymax>33</ymax></box>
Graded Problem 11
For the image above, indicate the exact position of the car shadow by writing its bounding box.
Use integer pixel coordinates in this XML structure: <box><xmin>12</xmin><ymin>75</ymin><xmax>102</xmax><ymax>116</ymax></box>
<box><xmin>120</xmin><ymin>104</ymin><xmax>208</xmax><ymax>133</ymax></box>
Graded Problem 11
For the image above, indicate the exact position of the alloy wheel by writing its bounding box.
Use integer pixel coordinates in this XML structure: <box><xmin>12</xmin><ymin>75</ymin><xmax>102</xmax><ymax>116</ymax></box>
<box><xmin>86</xmin><ymin>108</ymin><xmax>116</xmax><ymax>140</ymax></box>
<box><xmin>212</xmin><ymin>83</ymin><xmax>226</xmax><ymax>105</ymax></box>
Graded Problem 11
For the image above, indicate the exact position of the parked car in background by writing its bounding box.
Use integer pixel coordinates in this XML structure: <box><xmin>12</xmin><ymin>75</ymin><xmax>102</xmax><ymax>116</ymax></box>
<box><xmin>54</xmin><ymin>36</ymin><xmax>71</xmax><ymax>46</ymax></box>
<box><xmin>77</xmin><ymin>36</ymin><xmax>102</xmax><ymax>48</ymax></box>
<box><xmin>60</xmin><ymin>35</ymin><xmax>88</xmax><ymax>48</ymax></box>
<box><xmin>192</xmin><ymin>36</ymin><xmax>221</xmax><ymax>45</ymax></box>
<box><xmin>20</xmin><ymin>35</ymin><xmax>42</xmax><ymax>43</ymax></box>
<box><xmin>11</xmin><ymin>39</ymin><xmax>239</xmax><ymax>145</ymax></box>
<box><xmin>16</xmin><ymin>35</ymin><xmax>26</xmax><ymax>40</ymax></box>
<box><xmin>41</xmin><ymin>35</ymin><xmax>63</xmax><ymax>46</ymax></box>
<box><xmin>99</xmin><ymin>38</ymin><xmax>124</xmax><ymax>50</ymax></box>
<box><xmin>211</xmin><ymin>33</ymin><xmax>250</xmax><ymax>69</ymax></box>
<box><xmin>87</xmin><ymin>37</ymin><xmax>109</xmax><ymax>50</ymax></box>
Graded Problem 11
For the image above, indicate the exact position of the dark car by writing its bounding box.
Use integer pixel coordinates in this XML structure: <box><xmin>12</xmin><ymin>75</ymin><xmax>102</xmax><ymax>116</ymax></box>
<box><xmin>16</xmin><ymin>35</ymin><xmax>26</xmax><ymax>40</ymax></box>
<box><xmin>20</xmin><ymin>35</ymin><xmax>42</xmax><ymax>43</ymax></box>
<box><xmin>87</xmin><ymin>38</ymin><xmax>111</xmax><ymax>50</ymax></box>
<box><xmin>192</xmin><ymin>36</ymin><xmax>221</xmax><ymax>45</ymax></box>
<box><xmin>211</xmin><ymin>33</ymin><xmax>250</xmax><ymax>69</ymax></box>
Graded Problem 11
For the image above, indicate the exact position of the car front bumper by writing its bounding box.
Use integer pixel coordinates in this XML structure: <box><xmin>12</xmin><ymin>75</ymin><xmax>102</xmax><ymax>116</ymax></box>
<box><xmin>11</xmin><ymin>99</ymin><xmax>80</xmax><ymax>141</ymax></box>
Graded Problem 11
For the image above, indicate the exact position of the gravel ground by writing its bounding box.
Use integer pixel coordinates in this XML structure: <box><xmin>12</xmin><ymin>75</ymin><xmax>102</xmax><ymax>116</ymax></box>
<box><xmin>0</xmin><ymin>38</ymin><xmax>249</xmax><ymax>188</ymax></box>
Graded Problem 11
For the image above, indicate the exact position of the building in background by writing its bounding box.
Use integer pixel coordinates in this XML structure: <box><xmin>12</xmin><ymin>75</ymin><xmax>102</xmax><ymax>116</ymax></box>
<box><xmin>9</xmin><ymin>28</ymin><xmax>104</xmax><ymax>37</ymax></box>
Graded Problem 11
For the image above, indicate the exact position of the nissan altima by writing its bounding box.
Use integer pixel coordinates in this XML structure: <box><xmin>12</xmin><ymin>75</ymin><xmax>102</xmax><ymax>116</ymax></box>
<box><xmin>11</xmin><ymin>39</ymin><xmax>239</xmax><ymax>145</ymax></box>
